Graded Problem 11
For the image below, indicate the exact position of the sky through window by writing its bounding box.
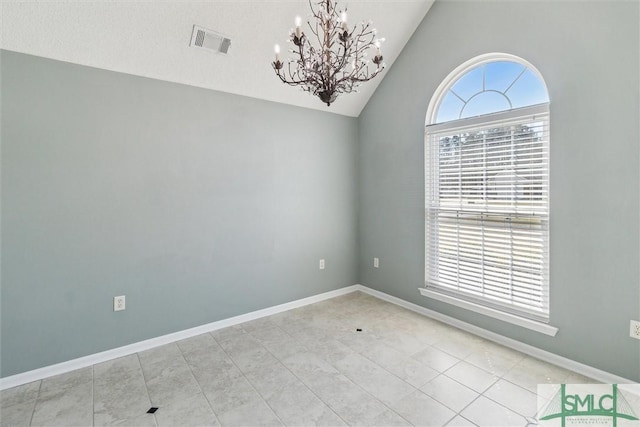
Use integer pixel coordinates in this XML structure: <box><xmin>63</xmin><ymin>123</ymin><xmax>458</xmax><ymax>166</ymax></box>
<box><xmin>435</xmin><ymin>61</ymin><xmax>548</xmax><ymax>123</ymax></box>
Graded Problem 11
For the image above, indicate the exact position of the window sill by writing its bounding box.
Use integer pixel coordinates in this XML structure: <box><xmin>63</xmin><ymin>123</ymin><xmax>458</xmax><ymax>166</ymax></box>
<box><xmin>419</xmin><ymin>288</ymin><xmax>559</xmax><ymax>337</ymax></box>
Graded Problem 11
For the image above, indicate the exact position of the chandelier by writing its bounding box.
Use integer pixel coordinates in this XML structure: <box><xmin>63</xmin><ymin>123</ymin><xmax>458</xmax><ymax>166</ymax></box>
<box><xmin>271</xmin><ymin>0</ymin><xmax>386</xmax><ymax>106</ymax></box>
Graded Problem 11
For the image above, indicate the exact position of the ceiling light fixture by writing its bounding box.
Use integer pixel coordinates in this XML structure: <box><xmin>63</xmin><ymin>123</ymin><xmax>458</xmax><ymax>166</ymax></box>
<box><xmin>271</xmin><ymin>0</ymin><xmax>386</xmax><ymax>106</ymax></box>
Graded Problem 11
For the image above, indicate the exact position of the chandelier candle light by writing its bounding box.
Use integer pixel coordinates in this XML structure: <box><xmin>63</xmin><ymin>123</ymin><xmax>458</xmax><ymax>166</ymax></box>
<box><xmin>272</xmin><ymin>0</ymin><xmax>386</xmax><ymax>106</ymax></box>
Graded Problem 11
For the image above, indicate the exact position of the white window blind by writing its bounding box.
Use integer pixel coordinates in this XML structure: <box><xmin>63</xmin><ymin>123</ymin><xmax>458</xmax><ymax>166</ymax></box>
<box><xmin>425</xmin><ymin>104</ymin><xmax>550</xmax><ymax>322</ymax></box>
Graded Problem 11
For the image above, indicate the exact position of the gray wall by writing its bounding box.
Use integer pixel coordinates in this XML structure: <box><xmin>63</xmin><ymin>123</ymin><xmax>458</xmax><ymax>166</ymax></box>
<box><xmin>1</xmin><ymin>50</ymin><xmax>358</xmax><ymax>377</ymax></box>
<box><xmin>358</xmin><ymin>0</ymin><xmax>640</xmax><ymax>381</ymax></box>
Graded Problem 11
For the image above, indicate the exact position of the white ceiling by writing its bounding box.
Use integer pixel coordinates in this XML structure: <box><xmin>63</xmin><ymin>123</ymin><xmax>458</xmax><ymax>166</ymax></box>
<box><xmin>1</xmin><ymin>1</ymin><xmax>433</xmax><ymax>117</ymax></box>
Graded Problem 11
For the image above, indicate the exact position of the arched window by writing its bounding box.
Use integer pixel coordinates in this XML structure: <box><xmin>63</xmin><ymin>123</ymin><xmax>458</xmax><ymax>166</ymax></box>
<box><xmin>423</xmin><ymin>53</ymin><xmax>552</xmax><ymax>331</ymax></box>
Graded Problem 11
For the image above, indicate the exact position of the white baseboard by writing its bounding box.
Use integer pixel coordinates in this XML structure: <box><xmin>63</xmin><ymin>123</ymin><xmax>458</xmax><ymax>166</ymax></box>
<box><xmin>1</xmin><ymin>283</ymin><xmax>634</xmax><ymax>390</ymax></box>
<box><xmin>0</xmin><ymin>285</ymin><xmax>360</xmax><ymax>391</ymax></box>
<box><xmin>354</xmin><ymin>284</ymin><xmax>636</xmax><ymax>385</ymax></box>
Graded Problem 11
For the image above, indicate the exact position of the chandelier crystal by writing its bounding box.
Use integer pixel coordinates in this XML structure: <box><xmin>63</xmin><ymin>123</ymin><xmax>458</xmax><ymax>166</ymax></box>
<box><xmin>272</xmin><ymin>0</ymin><xmax>386</xmax><ymax>106</ymax></box>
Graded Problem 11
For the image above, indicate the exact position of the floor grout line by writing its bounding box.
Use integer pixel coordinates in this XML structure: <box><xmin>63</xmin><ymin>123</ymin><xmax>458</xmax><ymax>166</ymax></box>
<box><xmin>134</xmin><ymin>353</ymin><xmax>158</xmax><ymax>427</ymax></box>
<box><xmin>26</xmin><ymin>379</ymin><xmax>42</xmax><ymax>427</ymax></box>
<box><xmin>176</xmin><ymin>336</ymin><xmax>223</xmax><ymax>427</ymax></box>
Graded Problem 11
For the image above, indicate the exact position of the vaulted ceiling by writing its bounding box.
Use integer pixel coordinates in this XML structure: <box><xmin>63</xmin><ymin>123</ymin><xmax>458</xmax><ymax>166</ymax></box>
<box><xmin>1</xmin><ymin>1</ymin><xmax>434</xmax><ymax>117</ymax></box>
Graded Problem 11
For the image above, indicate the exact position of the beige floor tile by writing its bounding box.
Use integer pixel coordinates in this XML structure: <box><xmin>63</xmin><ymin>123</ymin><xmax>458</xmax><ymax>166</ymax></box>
<box><xmin>293</xmin><ymin>335</ymin><xmax>356</xmax><ymax>366</ymax></box>
<box><xmin>261</xmin><ymin>335</ymin><xmax>310</xmax><ymax>361</ymax></box>
<box><xmin>215</xmin><ymin>333</ymin><xmax>265</xmax><ymax>359</ymax></box>
<box><xmin>154</xmin><ymin>393</ymin><xmax>219</xmax><ymax>427</ymax></box>
<box><xmin>314</xmin><ymin>381</ymin><xmax>388</xmax><ymax>426</ymax></box>
<box><xmin>0</xmin><ymin>381</ymin><xmax>41</xmax><ymax>427</ymax></box>
<box><xmin>369</xmin><ymin>409</ymin><xmax>412</xmax><ymax>426</ymax></box>
<box><xmin>445</xmin><ymin>415</ymin><xmax>478</xmax><ymax>426</ymax></box>
<box><xmin>112</xmin><ymin>413</ymin><xmax>157</xmax><ymax>426</ymax></box>
<box><xmin>216</xmin><ymin>399</ymin><xmax>282</xmax><ymax>427</ymax></box>
<box><xmin>336</xmin><ymin>329</ymin><xmax>382</xmax><ymax>354</ymax></box>
<box><xmin>93</xmin><ymin>355</ymin><xmax>152</xmax><ymax>426</ymax></box>
<box><xmin>144</xmin><ymin>363</ymin><xmax>201</xmax><ymax>407</ymax></box>
<box><xmin>412</xmin><ymin>345</ymin><xmax>461</xmax><ymax>372</ymax></box>
<box><xmin>264</xmin><ymin>380</ymin><xmax>346</xmax><ymax>426</ymax></box>
<box><xmin>333</xmin><ymin>352</ymin><xmax>416</xmax><ymax>406</ymax></box>
<box><xmin>484</xmin><ymin>379</ymin><xmax>538</xmax><ymax>417</ymax></box>
<box><xmin>203</xmin><ymin>375</ymin><xmax>259</xmax><ymax>416</ymax></box>
<box><xmin>139</xmin><ymin>344</ymin><xmax>201</xmax><ymax>407</ymax></box>
<box><xmin>389</xmin><ymin>390</ymin><xmax>457</xmax><ymax>427</ymax></box>
<box><xmin>433</xmin><ymin>335</ymin><xmax>485</xmax><ymax>359</ymax></box>
<box><xmin>365</xmin><ymin>342</ymin><xmax>439</xmax><ymax>388</ymax></box>
<box><xmin>184</xmin><ymin>352</ymin><xmax>243</xmax><ymax>395</ymax></box>
<box><xmin>229</xmin><ymin>346</ymin><xmax>280</xmax><ymax>374</ymax></box>
<box><xmin>464</xmin><ymin>344</ymin><xmax>524</xmax><ymax>377</ymax></box>
<box><xmin>209</xmin><ymin>325</ymin><xmax>247</xmax><ymax>342</ymax></box>
<box><xmin>175</xmin><ymin>332</ymin><xmax>222</xmax><ymax>357</ymax></box>
<box><xmin>138</xmin><ymin>344</ymin><xmax>184</xmax><ymax>371</ymax></box>
<box><xmin>1</xmin><ymin>401</ymin><xmax>38</xmax><ymax>427</ymax></box>
<box><xmin>420</xmin><ymin>374</ymin><xmax>479</xmax><ymax>412</ymax></box>
<box><xmin>31</xmin><ymin>368</ymin><xmax>93</xmax><ymax>427</ymax></box>
<box><xmin>503</xmin><ymin>356</ymin><xmax>573</xmax><ymax>394</ymax></box>
<box><xmin>461</xmin><ymin>396</ymin><xmax>527</xmax><ymax>427</ymax></box>
<box><xmin>281</xmin><ymin>352</ymin><xmax>343</xmax><ymax>390</ymax></box>
<box><xmin>375</xmin><ymin>329</ymin><xmax>432</xmax><ymax>355</ymax></box>
<box><xmin>244</xmin><ymin>362</ymin><xmax>301</xmax><ymax>401</ymax></box>
<box><xmin>444</xmin><ymin>361</ymin><xmax>499</xmax><ymax>393</ymax></box>
<box><xmin>1</xmin><ymin>381</ymin><xmax>41</xmax><ymax>410</ymax></box>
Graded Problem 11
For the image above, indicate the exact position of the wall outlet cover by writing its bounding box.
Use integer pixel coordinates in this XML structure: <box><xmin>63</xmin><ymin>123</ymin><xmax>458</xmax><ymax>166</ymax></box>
<box><xmin>630</xmin><ymin>320</ymin><xmax>640</xmax><ymax>340</ymax></box>
<box><xmin>114</xmin><ymin>295</ymin><xmax>126</xmax><ymax>312</ymax></box>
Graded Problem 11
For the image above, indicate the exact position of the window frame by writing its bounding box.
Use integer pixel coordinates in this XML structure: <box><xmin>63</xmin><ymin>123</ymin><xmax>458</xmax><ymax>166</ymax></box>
<box><xmin>423</xmin><ymin>53</ymin><xmax>557</xmax><ymax>336</ymax></box>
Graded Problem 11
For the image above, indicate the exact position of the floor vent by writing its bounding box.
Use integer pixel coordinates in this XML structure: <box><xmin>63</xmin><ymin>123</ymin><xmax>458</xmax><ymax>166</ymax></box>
<box><xmin>190</xmin><ymin>25</ymin><xmax>231</xmax><ymax>54</ymax></box>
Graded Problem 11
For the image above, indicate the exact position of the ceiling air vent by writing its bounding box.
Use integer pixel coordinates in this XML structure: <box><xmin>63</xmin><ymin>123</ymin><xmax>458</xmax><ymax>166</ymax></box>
<box><xmin>190</xmin><ymin>25</ymin><xmax>231</xmax><ymax>54</ymax></box>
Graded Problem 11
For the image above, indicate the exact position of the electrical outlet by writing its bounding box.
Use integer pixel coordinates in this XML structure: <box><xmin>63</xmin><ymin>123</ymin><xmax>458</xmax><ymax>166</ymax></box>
<box><xmin>630</xmin><ymin>320</ymin><xmax>640</xmax><ymax>340</ymax></box>
<box><xmin>373</xmin><ymin>257</ymin><xmax>379</xmax><ymax>268</ymax></box>
<box><xmin>319</xmin><ymin>259</ymin><xmax>325</xmax><ymax>270</ymax></box>
<box><xmin>114</xmin><ymin>295</ymin><xmax>126</xmax><ymax>312</ymax></box>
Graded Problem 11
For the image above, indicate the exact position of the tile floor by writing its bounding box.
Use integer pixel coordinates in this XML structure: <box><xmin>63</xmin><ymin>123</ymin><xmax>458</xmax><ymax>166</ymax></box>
<box><xmin>1</xmin><ymin>291</ymin><xmax>601</xmax><ymax>427</ymax></box>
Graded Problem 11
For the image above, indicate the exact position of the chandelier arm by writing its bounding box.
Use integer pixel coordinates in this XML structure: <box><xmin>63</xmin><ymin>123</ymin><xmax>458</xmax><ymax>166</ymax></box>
<box><xmin>334</xmin><ymin>63</ymin><xmax>382</xmax><ymax>86</ymax></box>
<box><xmin>274</xmin><ymin>66</ymin><xmax>308</xmax><ymax>86</ymax></box>
<box><xmin>348</xmin><ymin>70</ymin><xmax>382</xmax><ymax>83</ymax></box>
<box><xmin>307</xmin><ymin>18</ymin><xmax>320</xmax><ymax>40</ymax></box>
<box><xmin>328</xmin><ymin>16</ymin><xmax>352</xmax><ymax>81</ymax></box>
<box><xmin>330</xmin><ymin>40</ymin><xmax>349</xmax><ymax>81</ymax></box>
<box><xmin>276</xmin><ymin>76</ymin><xmax>307</xmax><ymax>87</ymax></box>
<box><xmin>309</xmin><ymin>1</ymin><xmax>325</xmax><ymax>48</ymax></box>
<box><xmin>297</xmin><ymin>40</ymin><xmax>308</xmax><ymax>77</ymax></box>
